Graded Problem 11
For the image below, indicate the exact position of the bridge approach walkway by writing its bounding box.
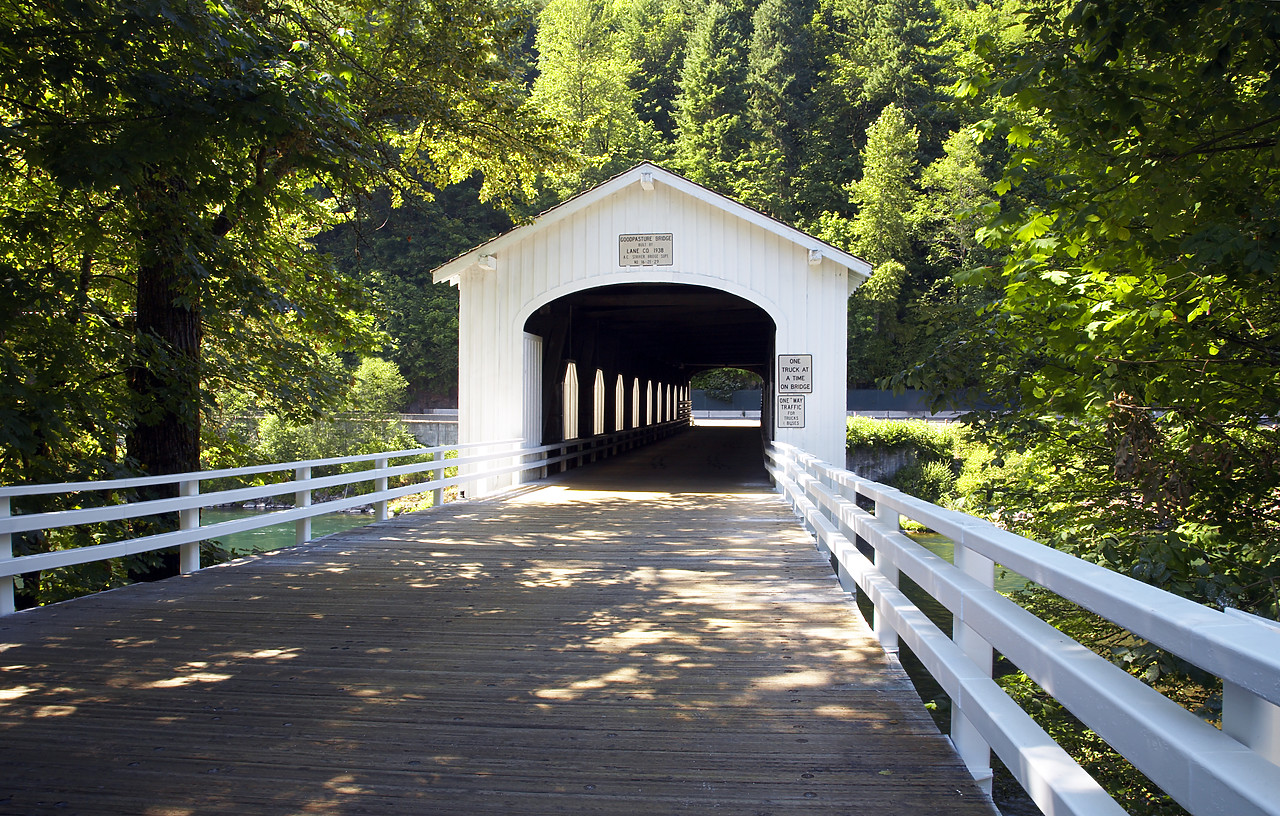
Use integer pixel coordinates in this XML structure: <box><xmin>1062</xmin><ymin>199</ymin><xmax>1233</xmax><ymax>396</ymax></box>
<box><xmin>0</xmin><ymin>426</ymin><xmax>995</xmax><ymax>815</ymax></box>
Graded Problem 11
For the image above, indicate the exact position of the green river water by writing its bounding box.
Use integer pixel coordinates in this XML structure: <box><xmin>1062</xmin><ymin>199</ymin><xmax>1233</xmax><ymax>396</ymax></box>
<box><xmin>200</xmin><ymin>507</ymin><xmax>373</xmax><ymax>555</ymax></box>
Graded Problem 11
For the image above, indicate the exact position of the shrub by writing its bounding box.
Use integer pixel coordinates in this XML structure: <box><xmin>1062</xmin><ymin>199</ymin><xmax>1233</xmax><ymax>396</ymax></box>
<box><xmin>892</xmin><ymin>459</ymin><xmax>957</xmax><ymax>505</ymax></box>
<box><xmin>845</xmin><ymin>416</ymin><xmax>958</xmax><ymax>461</ymax></box>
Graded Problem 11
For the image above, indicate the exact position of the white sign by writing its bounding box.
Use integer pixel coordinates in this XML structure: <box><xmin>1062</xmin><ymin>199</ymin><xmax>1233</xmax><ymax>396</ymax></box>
<box><xmin>777</xmin><ymin>395</ymin><xmax>805</xmax><ymax>428</ymax></box>
<box><xmin>777</xmin><ymin>354</ymin><xmax>813</xmax><ymax>393</ymax></box>
<box><xmin>618</xmin><ymin>233</ymin><xmax>674</xmax><ymax>267</ymax></box>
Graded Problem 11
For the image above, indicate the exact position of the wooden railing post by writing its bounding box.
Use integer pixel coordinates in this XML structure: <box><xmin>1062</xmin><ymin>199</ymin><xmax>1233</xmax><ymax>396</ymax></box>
<box><xmin>829</xmin><ymin>477</ymin><xmax>858</xmax><ymax>600</ymax></box>
<box><xmin>295</xmin><ymin>466</ymin><xmax>312</xmax><ymax>546</ymax></box>
<box><xmin>179</xmin><ymin>479</ymin><xmax>201</xmax><ymax>573</ymax></box>
<box><xmin>952</xmin><ymin>537</ymin><xmax>995</xmax><ymax>792</ymax></box>
<box><xmin>432</xmin><ymin>456</ymin><xmax>445</xmax><ymax>509</ymax></box>
<box><xmin>1222</xmin><ymin>608</ymin><xmax>1280</xmax><ymax>765</ymax></box>
<box><xmin>873</xmin><ymin>498</ymin><xmax>900</xmax><ymax>653</ymax></box>
<box><xmin>374</xmin><ymin>457</ymin><xmax>389</xmax><ymax>522</ymax></box>
<box><xmin>1</xmin><ymin>496</ymin><xmax>13</xmax><ymax>615</ymax></box>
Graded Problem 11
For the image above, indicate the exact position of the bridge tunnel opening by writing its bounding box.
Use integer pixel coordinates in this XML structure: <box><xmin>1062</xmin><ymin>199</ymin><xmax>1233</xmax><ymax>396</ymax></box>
<box><xmin>521</xmin><ymin>283</ymin><xmax>777</xmax><ymax>465</ymax></box>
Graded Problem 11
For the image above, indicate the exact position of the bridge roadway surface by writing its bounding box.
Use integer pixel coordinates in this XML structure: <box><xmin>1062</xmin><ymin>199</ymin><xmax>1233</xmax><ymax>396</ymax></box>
<box><xmin>0</xmin><ymin>425</ymin><xmax>996</xmax><ymax>816</ymax></box>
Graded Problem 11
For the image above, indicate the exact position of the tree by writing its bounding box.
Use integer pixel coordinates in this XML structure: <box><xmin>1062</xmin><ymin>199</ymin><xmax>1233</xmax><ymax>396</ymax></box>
<box><xmin>672</xmin><ymin>0</ymin><xmax>753</xmax><ymax>194</ymax></box>
<box><xmin>803</xmin><ymin>0</ymin><xmax>946</xmax><ymax>219</ymax></box>
<box><xmin>739</xmin><ymin>0</ymin><xmax>816</xmax><ymax>219</ymax></box>
<box><xmin>312</xmin><ymin>178</ymin><xmax>516</xmax><ymax>408</ymax></box>
<box><xmin>922</xmin><ymin>0</ymin><xmax>1280</xmax><ymax>615</ymax></box>
<box><xmin>846</xmin><ymin>260</ymin><xmax>909</xmax><ymax>386</ymax></box>
<box><xmin>915</xmin><ymin>128</ymin><xmax>994</xmax><ymax>268</ymax></box>
<box><xmin>348</xmin><ymin>358</ymin><xmax>408</xmax><ymax>415</ymax></box>
<box><xmin>0</xmin><ymin>0</ymin><xmax>557</xmax><ymax>489</ymax></box>
<box><xmin>843</xmin><ymin>103</ymin><xmax>921</xmax><ymax>267</ymax></box>
<box><xmin>621</xmin><ymin>0</ymin><xmax>692</xmax><ymax>141</ymax></box>
<box><xmin>690</xmin><ymin>367</ymin><xmax>762</xmax><ymax>403</ymax></box>
<box><xmin>255</xmin><ymin>356</ymin><xmax>418</xmax><ymax>468</ymax></box>
<box><xmin>533</xmin><ymin>0</ymin><xmax>662</xmax><ymax>193</ymax></box>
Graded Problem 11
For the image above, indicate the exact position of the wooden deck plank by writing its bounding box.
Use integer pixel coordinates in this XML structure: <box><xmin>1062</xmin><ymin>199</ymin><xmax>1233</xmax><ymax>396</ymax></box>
<box><xmin>0</xmin><ymin>427</ymin><xmax>996</xmax><ymax>815</ymax></box>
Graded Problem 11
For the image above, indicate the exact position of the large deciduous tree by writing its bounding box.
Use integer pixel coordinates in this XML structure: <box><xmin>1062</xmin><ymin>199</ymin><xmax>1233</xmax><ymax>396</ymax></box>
<box><xmin>924</xmin><ymin>0</ymin><xmax>1280</xmax><ymax>614</ymax></box>
<box><xmin>0</xmin><ymin>0</ymin><xmax>556</xmax><ymax>486</ymax></box>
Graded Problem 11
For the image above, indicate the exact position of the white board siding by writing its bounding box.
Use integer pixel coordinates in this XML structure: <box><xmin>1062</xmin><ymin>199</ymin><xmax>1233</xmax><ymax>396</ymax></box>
<box><xmin>440</xmin><ymin>164</ymin><xmax>870</xmax><ymax>478</ymax></box>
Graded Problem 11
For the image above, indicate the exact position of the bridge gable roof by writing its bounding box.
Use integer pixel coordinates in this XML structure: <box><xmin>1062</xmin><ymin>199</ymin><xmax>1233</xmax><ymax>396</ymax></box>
<box><xmin>430</xmin><ymin>162</ymin><xmax>872</xmax><ymax>286</ymax></box>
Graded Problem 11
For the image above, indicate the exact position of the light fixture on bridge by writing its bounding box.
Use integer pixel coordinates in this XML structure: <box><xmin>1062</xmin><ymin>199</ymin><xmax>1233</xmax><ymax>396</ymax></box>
<box><xmin>478</xmin><ymin>253</ymin><xmax>496</xmax><ymax>271</ymax></box>
<box><xmin>640</xmin><ymin>171</ymin><xmax>654</xmax><ymax>191</ymax></box>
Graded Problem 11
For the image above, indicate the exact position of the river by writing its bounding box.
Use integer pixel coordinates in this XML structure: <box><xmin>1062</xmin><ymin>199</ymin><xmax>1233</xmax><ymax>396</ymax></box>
<box><xmin>200</xmin><ymin>507</ymin><xmax>374</xmax><ymax>555</ymax></box>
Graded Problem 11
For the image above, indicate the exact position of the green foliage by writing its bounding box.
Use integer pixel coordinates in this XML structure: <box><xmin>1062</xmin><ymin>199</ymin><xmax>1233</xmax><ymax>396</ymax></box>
<box><xmin>992</xmin><ymin>584</ymin><xmax>1221</xmax><ymax>816</ymax></box>
<box><xmin>822</xmin><ymin>0</ymin><xmax>946</xmax><ymax>129</ymax></box>
<box><xmin>532</xmin><ymin>0</ymin><xmax>665</xmax><ymax>194</ymax></box>
<box><xmin>347</xmin><ymin>358</ymin><xmax>408</xmax><ymax>415</ymax></box>
<box><xmin>802</xmin><ymin>0</ymin><xmax>950</xmax><ymax>219</ymax></box>
<box><xmin>621</xmin><ymin>0</ymin><xmax>691</xmax><ymax>140</ymax></box>
<box><xmin>897</xmin><ymin>0</ymin><xmax>1280</xmax><ymax>618</ymax></box>
<box><xmin>251</xmin><ymin>356</ymin><xmax>415</xmax><ymax>462</ymax></box>
<box><xmin>1</xmin><ymin>0</ymin><xmax>560</xmax><ymax>489</ymax></box>
<box><xmin>914</xmin><ymin>129</ymin><xmax>996</xmax><ymax>267</ymax></box>
<box><xmin>846</xmin><ymin>260</ymin><xmax>908</xmax><ymax>385</ymax></box>
<box><xmin>254</xmin><ymin>414</ymin><xmax>417</xmax><ymax>468</ymax></box>
<box><xmin>312</xmin><ymin>179</ymin><xmax>514</xmax><ymax>407</ymax></box>
<box><xmin>690</xmin><ymin>367</ymin><xmax>762</xmax><ymax>403</ymax></box>
<box><xmin>741</xmin><ymin>0</ymin><xmax>816</xmax><ymax>219</ymax></box>
<box><xmin>673</xmin><ymin>0</ymin><xmax>752</xmax><ymax>193</ymax></box>
<box><xmin>845</xmin><ymin>417</ymin><xmax>1005</xmax><ymax>510</ymax></box>
<box><xmin>236</xmin><ymin>356</ymin><xmax>426</xmax><ymax>502</ymax></box>
<box><xmin>998</xmin><ymin>670</ymin><xmax>1184</xmax><ymax>816</ymax></box>
<box><xmin>893</xmin><ymin>459</ymin><xmax>956</xmax><ymax>505</ymax></box>
<box><xmin>848</xmin><ymin>104</ymin><xmax>921</xmax><ymax>266</ymax></box>
<box><xmin>846</xmin><ymin>416</ymin><xmax>959</xmax><ymax>463</ymax></box>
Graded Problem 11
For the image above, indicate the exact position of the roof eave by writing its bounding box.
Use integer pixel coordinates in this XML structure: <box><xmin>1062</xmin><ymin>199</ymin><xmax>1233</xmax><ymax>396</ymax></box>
<box><xmin>429</xmin><ymin>162</ymin><xmax>873</xmax><ymax>285</ymax></box>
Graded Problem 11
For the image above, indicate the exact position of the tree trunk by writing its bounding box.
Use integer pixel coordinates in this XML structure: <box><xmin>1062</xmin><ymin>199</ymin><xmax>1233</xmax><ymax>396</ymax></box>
<box><xmin>126</xmin><ymin>181</ymin><xmax>201</xmax><ymax>481</ymax></box>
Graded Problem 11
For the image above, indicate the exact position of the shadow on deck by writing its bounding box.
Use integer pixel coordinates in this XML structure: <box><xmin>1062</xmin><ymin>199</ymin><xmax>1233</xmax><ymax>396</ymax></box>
<box><xmin>0</xmin><ymin>427</ymin><xmax>995</xmax><ymax>815</ymax></box>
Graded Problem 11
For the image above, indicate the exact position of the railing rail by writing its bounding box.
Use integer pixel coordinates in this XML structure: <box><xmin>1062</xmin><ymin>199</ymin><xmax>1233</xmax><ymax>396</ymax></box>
<box><xmin>767</xmin><ymin>441</ymin><xmax>1280</xmax><ymax>816</ymax></box>
<box><xmin>0</xmin><ymin>417</ymin><xmax>690</xmax><ymax>614</ymax></box>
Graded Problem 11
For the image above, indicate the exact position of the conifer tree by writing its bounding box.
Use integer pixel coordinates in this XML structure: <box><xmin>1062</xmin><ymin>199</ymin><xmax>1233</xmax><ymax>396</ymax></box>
<box><xmin>849</xmin><ymin>104</ymin><xmax>920</xmax><ymax>267</ymax></box>
<box><xmin>672</xmin><ymin>0</ymin><xmax>753</xmax><ymax>194</ymax></box>
<box><xmin>622</xmin><ymin>0</ymin><xmax>691</xmax><ymax>141</ymax></box>
<box><xmin>805</xmin><ymin>0</ymin><xmax>944</xmax><ymax>217</ymax></box>
<box><xmin>741</xmin><ymin>0</ymin><xmax>817</xmax><ymax>220</ymax></box>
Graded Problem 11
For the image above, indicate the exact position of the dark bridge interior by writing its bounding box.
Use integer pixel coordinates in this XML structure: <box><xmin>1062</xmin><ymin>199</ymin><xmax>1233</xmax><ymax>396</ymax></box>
<box><xmin>522</xmin><ymin>283</ymin><xmax>775</xmax><ymax>444</ymax></box>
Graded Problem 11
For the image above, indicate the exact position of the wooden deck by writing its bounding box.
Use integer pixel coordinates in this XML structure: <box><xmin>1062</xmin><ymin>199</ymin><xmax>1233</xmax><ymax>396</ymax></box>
<box><xmin>0</xmin><ymin>426</ymin><xmax>995</xmax><ymax>815</ymax></box>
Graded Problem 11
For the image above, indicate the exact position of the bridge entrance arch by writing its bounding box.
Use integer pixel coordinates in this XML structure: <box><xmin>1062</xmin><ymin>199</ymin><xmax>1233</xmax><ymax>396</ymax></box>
<box><xmin>522</xmin><ymin>282</ymin><xmax>776</xmax><ymax>447</ymax></box>
<box><xmin>431</xmin><ymin>163</ymin><xmax>871</xmax><ymax>488</ymax></box>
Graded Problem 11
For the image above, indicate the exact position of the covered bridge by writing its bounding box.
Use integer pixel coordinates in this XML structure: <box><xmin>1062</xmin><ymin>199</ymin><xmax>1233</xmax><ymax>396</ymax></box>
<box><xmin>431</xmin><ymin>162</ymin><xmax>872</xmax><ymax>481</ymax></box>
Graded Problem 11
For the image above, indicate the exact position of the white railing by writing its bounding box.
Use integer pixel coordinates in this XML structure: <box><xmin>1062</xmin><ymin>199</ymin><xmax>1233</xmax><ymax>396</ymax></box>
<box><xmin>0</xmin><ymin>418</ymin><xmax>690</xmax><ymax>615</ymax></box>
<box><xmin>767</xmin><ymin>441</ymin><xmax>1280</xmax><ymax>816</ymax></box>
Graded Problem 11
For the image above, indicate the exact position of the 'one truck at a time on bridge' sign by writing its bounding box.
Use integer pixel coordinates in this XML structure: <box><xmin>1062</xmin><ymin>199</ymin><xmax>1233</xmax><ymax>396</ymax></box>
<box><xmin>777</xmin><ymin>354</ymin><xmax>813</xmax><ymax>393</ymax></box>
<box><xmin>618</xmin><ymin>233</ymin><xmax>674</xmax><ymax>267</ymax></box>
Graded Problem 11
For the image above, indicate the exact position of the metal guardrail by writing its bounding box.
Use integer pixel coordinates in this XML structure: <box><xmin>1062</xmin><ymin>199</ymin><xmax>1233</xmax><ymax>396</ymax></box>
<box><xmin>767</xmin><ymin>441</ymin><xmax>1280</xmax><ymax>816</ymax></box>
<box><xmin>0</xmin><ymin>417</ymin><xmax>690</xmax><ymax>615</ymax></box>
